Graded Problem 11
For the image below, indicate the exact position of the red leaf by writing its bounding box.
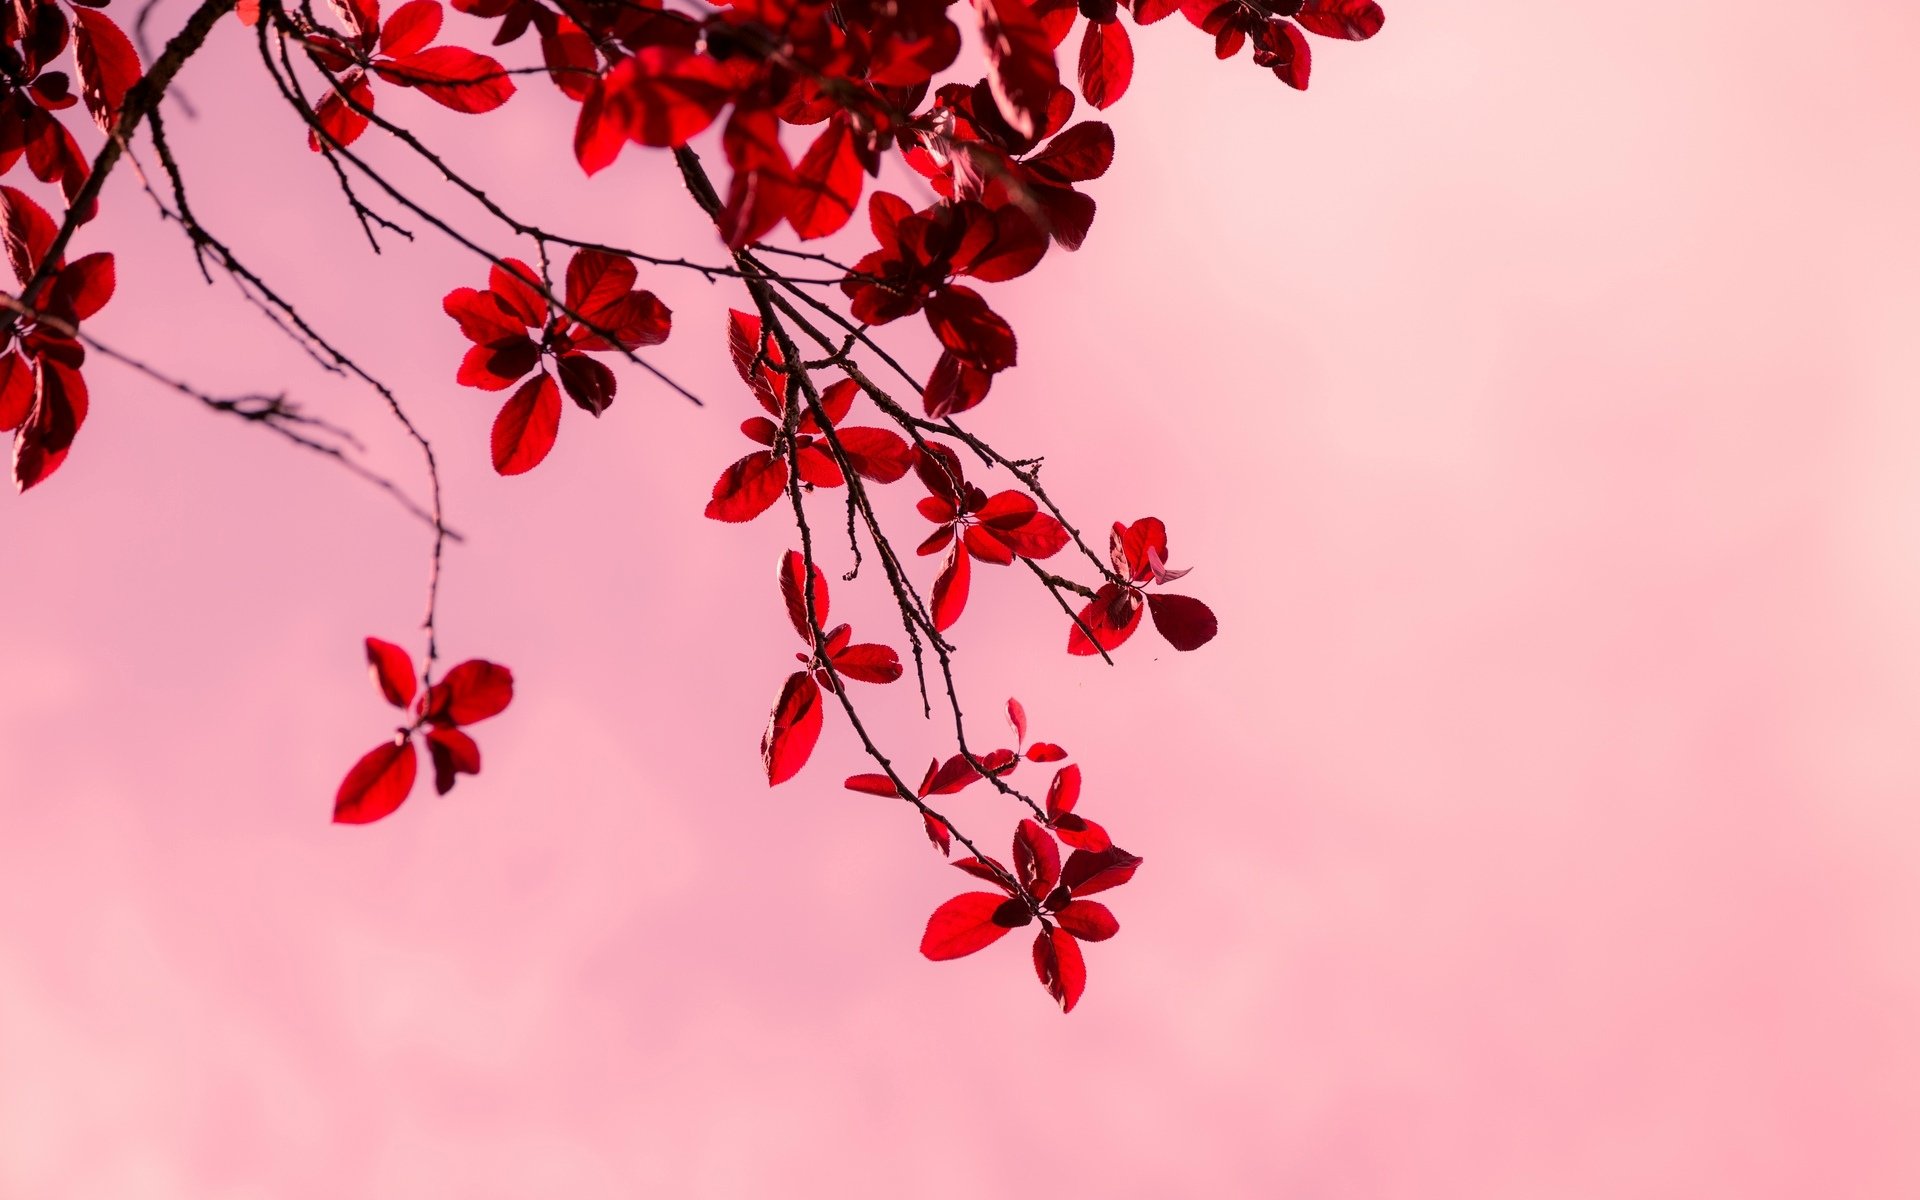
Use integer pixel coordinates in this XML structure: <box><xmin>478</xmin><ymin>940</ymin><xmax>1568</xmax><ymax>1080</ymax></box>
<box><xmin>794</xmin><ymin>444</ymin><xmax>844</xmax><ymax>489</ymax></box>
<box><xmin>923</xmin><ymin>815</ymin><xmax>953</xmax><ymax>855</ymax></box>
<box><xmin>0</xmin><ymin>185</ymin><xmax>57</xmax><ymax>285</ymax></box>
<box><xmin>955</xmin><ymin>206</ymin><xmax>1051</xmax><ymax>284</ymax></box>
<box><xmin>379</xmin><ymin>0</ymin><xmax>442</xmax><ymax>57</ymax></box>
<box><xmin>1296</xmin><ymin>0</ymin><xmax>1385</xmax><ymax>40</ymax></box>
<box><xmin>563</xmin><ymin>249</ymin><xmax>637</xmax><ymax>323</ymax></box>
<box><xmin>383</xmin><ymin>46</ymin><xmax>515</xmax><ymax>113</ymax></box>
<box><xmin>1034</xmin><ymin>184</ymin><xmax>1097</xmax><ymax>250</ymax></box>
<box><xmin>924</xmin><ymin>753</ymin><xmax>981</xmax><ymax>796</ymax></box>
<box><xmin>813</xmin><ymin>377</ymin><xmax>857</xmax><ymax>429</ymax></box>
<box><xmin>0</xmin><ymin>352</ymin><xmax>33</xmax><ymax>432</ymax></box>
<box><xmin>725</xmin><ymin>307</ymin><xmax>784</xmax><ymax>412</ymax></box>
<box><xmin>1027</xmin><ymin>121</ymin><xmax>1115</xmax><ymax>185</ymax></box>
<box><xmin>1060</xmin><ymin>845</ymin><xmax>1141</xmax><ymax>896</ymax></box>
<box><xmin>1111</xmin><ymin>517</ymin><xmax>1169</xmax><ymax>580</ymax></box>
<box><xmin>364</xmin><ymin>637</ymin><xmax>417</xmax><ymax>707</ymax></box>
<box><xmin>922</xmin><ymin>349</ymin><xmax>991</xmax><ymax>418</ymax></box>
<box><xmin>1057</xmin><ymin>898</ymin><xmax>1119</xmax><ymax>942</ymax></box>
<box><xmin>539</xmin><ymin>16</ymin><xmax>597</xmax><ymax>101</ymax></box>
<box><xmin>308</xmin><ymin>73</ymin><xmax>374</xmax><ymax>151</ymax></box>
<box><xmin>427</xmin><ymin>659</ymin><xmax>514</xmax><ymax>726</ymax></box>
<box><xmin>1032</xmin><ymin>924</ymin><xmax>1086</xmax><ymax>1011</ymax></box>
<box><xmin>837</xmin><ymin>426</ymin><xmax>913</xmax><ymax>483</ymax></box>
<box><xmin>832</xmin><ymin>642</ymin><xmax>903</xmax><ymax>684</ymax></box>
<box><xmin>705</xmin><ymin>450</ymin><xmax>788</xmax><ymax>522</ymax></box>
<box><xmin>52</xmin><ymin>252</ymin><xmax>114</xmax><ymax>321</ymax></box>
<box><xmin>580</xmin><ymin>290</ymin><xmax>672</xmax><ymax>351</ymax></box>
<box><xmin>1147</xmin><ymin>592</ymin><xmax>1218</xmax><ymax>651</ymax></box>
<box><xmin>980</xmin><ymin>495</ymin><xmax>1069</xmax><ymax>559</ymax></box>
<box><xmin>491</xmin><ymin>371</ymin><xmax>561</xmax><ymax>475</ymax></box>
<box><xmin>1067</xmin><ymin>583</ymin><xmax>1144</xmax><ymax>655</ymax></box>
<box><xmin>844</xmin><ymin>773</ymin><xmax>898</xmax><ymax>796</ymax></box>
<box><xmin>953</xmin><ymin>855</ymin><xmax>1013</xmax><ymax>889</ymax></box>
<box><xmin>423</xmin><ymin>725</ymin><xmax>480</xmax><ymax>795</ymax></box>
<box><xmin>333</xmin><ymin>739</ymin><xmax>418</xmax><ymax>824</ymax></box>
<box><xmin>1014</xmin><ymin>817</ymin><xmax>1061</xmax><ymax>897</ymax></box>
<box><xmin>779</xmin><ymin>549</ymin><xmax>830</xmax><ymax>639</ymax></box>
<box><xmin>762</xmin><ymin>670</ymin><xmax>824</xmax><ymax>786</ymax></box>
<box><xmin>445</xmin><ymin>285</ymin><xmax>532</xmax><ymax>347</ymax></box>
<box><xmin>1045</xmin><ymin>763</ymin><xmax>1081</xmax><ymax>819</ymax></box>
<box><xmin>1257</xmin><ymin>18</ymin><xmax>1311</xmax><ymax>89</ymax></box>
<box><xmin>925</xmin><ymin>284</ymin><xmax>1017</xmax><ymax>374</ymax></box>
<box><xmin>914</xmin><ymin>440</ymin><xmax>968</xmax><ymax>504</ymax></box>
<box><xmin>974</xmin><ymin>0</ymin><xmax>1060</xmax><ymax>140</ymax></box>
<box><xmin>1052</xmin><ymin>813</ymin><xmax>1111</xmax><ymax>852</ymax></box>
<box><xmin>458</xmin><ymin>338</ymin><xmax>539</xmax><ymax>390</ymax></box>
<box><xmin>71</xmin><ymin>10</ymin><xmax>141</xmax><ymax>131</ymax></box>
<box><xmin>573</xmin><ymin>78</ymin><xmax>626</xmax><ymax>175</ymax></box>
<box><xmin>488</xmin><ymin>259</ymin><xmax>546</xmax><ymax>325</ymax></box>
<box><xmin>1077</xmin><ymin>18</ymin><xmax>1132</xmax><ymax>109</ymax></box>
<box><xmin>920</xmin><ymin>891</ymin><xmax>1030</xmax><ymax>960</ymax></box>
<box><xmin>1007</xmin><ymin>697</ymin><xmax>1028</xmax><ymax>743</ymax></box>
<box><xmin>556</xmin><ymin>353</ymin><xmax>617</xmax><ymax>415</ymax></box>
<box><xmin>1027</xmin><ymin>742</ymin><xmax>1067</xmax><ymax>763</ymax></box>
<box><xmin>331</xmin><ymin>0</ymin><xmax>379</xmax><ymax>40</ymax></box>
<box><xmin>13</xmin><ymin>359</ymin><xmax>87</xmax><ymax>492</ymax></box>
<box><xmin>787</xmin><ymin>113</ymin><xmax>864</xmax><ymax>240</ymax></box>
<box><xmin>931</xmin><ymin>539</ymin><xmax>971</xmax><ymax>632</ymax></box>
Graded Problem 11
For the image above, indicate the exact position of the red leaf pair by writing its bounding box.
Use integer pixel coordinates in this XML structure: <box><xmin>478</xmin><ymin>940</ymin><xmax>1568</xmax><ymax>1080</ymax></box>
<box><xmin>305</xmin><ymin>0</ymin><xmax>515</xmax><ymax>152</ymax></box>
<box><xmin>1003</xmin><ymin>696</ymin><xmax>1068</xmax><ymax>767</ymax></box>
<box><xmin>334</xmin><ymin>637</ymin><xmax>514</xmax><ymax>824</ymax></box>
<box><xmin>1067</xmin><ymin>518</ymin><xmax>1219</xmax><ymax>655</ymax></box>
<box><xmin>443</xmin><ymin>249</ymin><xmax>670</xmax><ymax>474</ymax></box>
<box><xmin>920</xmin><ymin>819</ymin><xmax>1139</xmax><ymax>1011</ymax></box>
<box><xmin>763</xmin><ymin>551</ymin><xmax>901</xmax><ymax>786</ymax></box>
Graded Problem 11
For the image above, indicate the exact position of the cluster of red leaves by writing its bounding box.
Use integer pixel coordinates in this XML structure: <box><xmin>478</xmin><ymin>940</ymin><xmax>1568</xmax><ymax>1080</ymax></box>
<box><xmin>334</xmin><ymin>637</ymin><xmax>514</xmax><ymax>823</ymax></box>
<box><xmin>301</xmin><ymin>0</ymin><xmax>515</xmax><ymax>150</ymax></box>
<box><xmin>0</xmin><ymin>186</ymin><xmax>111</xmax><ymax>490</ymax></box>
<box><xmin>913</xmin><ymin>440</ymin><xmax>1066</xmax><ymax>630</ymax></box>
<box><xmin>443</xmin><ymin>249</ymin><xmax>671</xmax><ymax>474</ymax></box>
<box><xmin>0</xmin><ymin>0</ymin><xmax>137</xmax><ymax>211</ymax></box>
<box><xmin>921</xmin><ymin>817</ymin><xmax>1140</xmax><ymax>1012</ymax></box>
<box><xmin>0</xmin><ymin>0</ymin><xmax>1383</xmax><ymax>1013</ymax></box>
<box><xmin>763</xmin><ymin>550</ymin><xmax>903</xmax><ymax>785</ymax></box>
<box><xmin>0</xmin><ymin>0</ymin><xmax>136</xmax><ymax>491</ymax></box>
<box><xmin>1070</xmin><ymin>517</ymin><xmax>1218</xmax><ymax>654</ymax></box>
<box><xmin>704</xmin><ymin>309</ymin><xmax>913</xmax><ymax>522</ymax></box>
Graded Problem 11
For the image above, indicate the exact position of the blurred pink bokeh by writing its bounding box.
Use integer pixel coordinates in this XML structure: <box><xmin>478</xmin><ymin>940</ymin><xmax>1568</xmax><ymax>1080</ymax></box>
<box><xmin>6</xmin><ymin>2</ymin><xmax>1920</xmax><ymax>1195</ymax></box>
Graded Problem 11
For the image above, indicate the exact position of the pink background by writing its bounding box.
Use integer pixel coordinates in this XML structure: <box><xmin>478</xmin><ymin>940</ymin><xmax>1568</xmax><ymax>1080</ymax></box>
<box><xmin>7</xmin><ymin>1</ymin><xmax>1920</xmax><ymax>1195</ymax></box>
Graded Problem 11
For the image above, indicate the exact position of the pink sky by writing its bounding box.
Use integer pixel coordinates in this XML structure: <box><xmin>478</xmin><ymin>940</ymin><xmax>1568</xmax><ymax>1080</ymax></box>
<box><xmin>7</xmin><ymin>2</ymin><xmax>1920</xmax><ymax>1195</ymax></box>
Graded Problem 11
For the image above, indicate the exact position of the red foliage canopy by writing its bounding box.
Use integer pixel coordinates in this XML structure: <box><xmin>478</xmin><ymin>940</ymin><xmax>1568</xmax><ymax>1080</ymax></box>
<box><xmin>1</xmin><ymin>0</ymin><xmax>1382</xmax><ymax>1010</ymax></box>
